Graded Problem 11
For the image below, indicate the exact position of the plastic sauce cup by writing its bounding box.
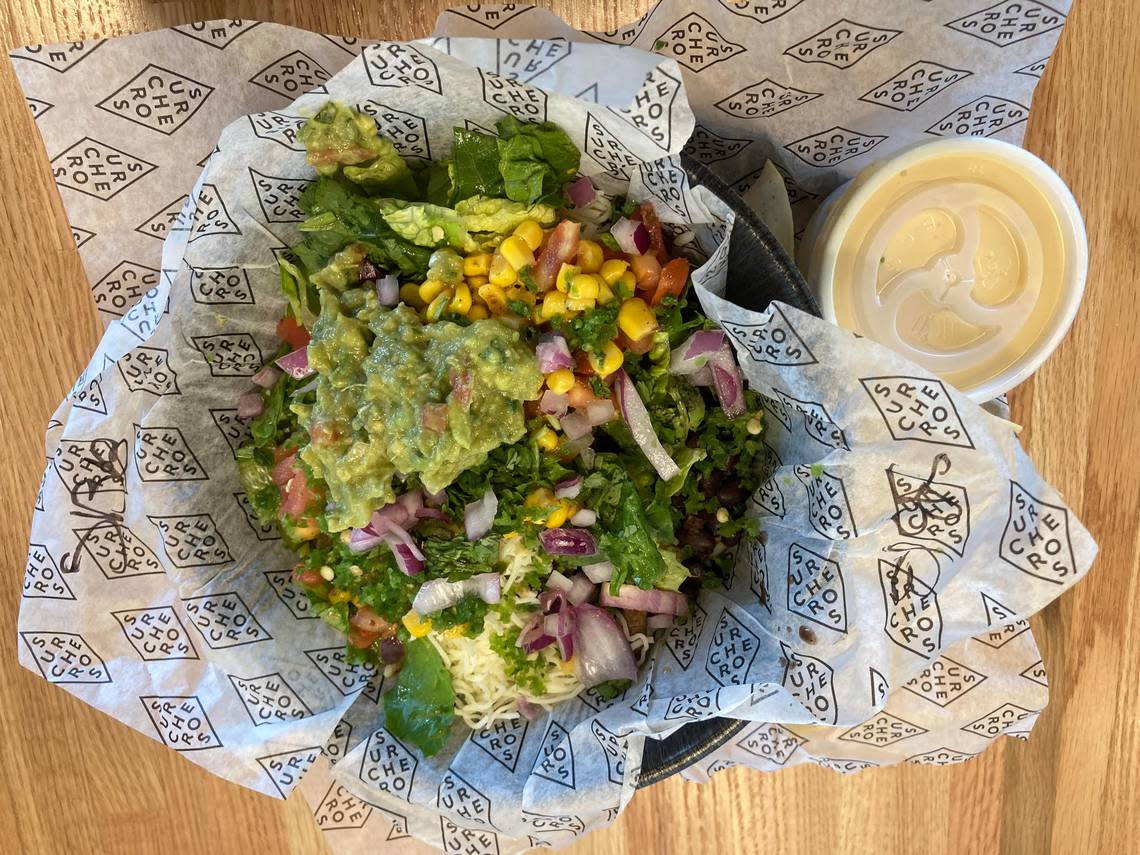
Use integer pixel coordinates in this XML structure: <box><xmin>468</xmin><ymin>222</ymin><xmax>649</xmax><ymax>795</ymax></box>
<box><xmin>799</xmin><ymin>138</ymin><xmax>1088</xmax><ymax>402</ymax></box>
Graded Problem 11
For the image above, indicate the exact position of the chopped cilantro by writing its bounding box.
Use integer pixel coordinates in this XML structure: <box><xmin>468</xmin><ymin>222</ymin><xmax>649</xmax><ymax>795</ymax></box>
<box><xmin>490</xmin><ymin>623</ymin><xmax>548</xmax><ymax>696</ymax></box>
<box><xmin>518</xmin><ymin>265</ymin><xmax>539</xmax><ymax>292</ymax></box>
<box><xmin>588</xmin><ymin>375</ymin><xmax>610</xmax><ymax>399</ymax></box>
<box><xmin>507</xmin><ymin>298</ymin><xmax>532</xmax><ymax>317</ymax></box>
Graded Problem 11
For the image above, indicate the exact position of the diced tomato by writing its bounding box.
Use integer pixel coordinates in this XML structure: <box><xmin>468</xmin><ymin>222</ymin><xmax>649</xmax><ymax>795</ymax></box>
<box><xmin>272</xmin><ymin>452</ymin><xmax>297</xmax><ymax>488</ymax></box>
<box><xmin>573</xmin><ymin>350</ymin><xmax>593</xmax><ymax>375</ymax></box>
<box><xmin>421</xmin><ymin>403</ymin><xmax>449</xmax><ymax>431</ymax></box>
<box><xmin>350</xmin><ymin>605</ymin><xmax>394</xmax><ymax>636</ymax></box>
<box><xmin>567</xmin><ymin>379</ymin><xmax>600</xmax><ymax>409</ymax></box>
<box><xmin>616</xmin><ymin>331</ymin><xmax>654</xmax><ymax>355</ymax></box>
<box><xmin>292</xmin><ymin>565</ymin><xmax>325</xmax><ymax>588</ymax></box>
<box><xmin>276</xmin><ymin>316</ymin><xmax>311</xmax><ymax>349</ymax></box>
<box><xmin>630</xmin><ymin>253</ymin><xmax>661</xmax><ymax>292</ymax></box>
<box><xmin>449</xmin><ymin>368</ymin><xmax>472</xmax><ymax>411</ymax></box>
<box><xmin>280</xmin><ymin>466</ymin><xmax>319</xmax><ymax>518</ymax></box>
<box><xmin>651</xmin><ymin>257</ymin><xmax>690</xmax><ymax>306</ymax></box>
<box><xmin>309</xmin><ymin>422</ymin><xmax>341</xmax><ymax>447</ymax></box>
<box><xmin>347</xmin><ymin>625</ymin><xmax>381</xmax><ymax>649</ymax></box>
<box><xmin>534</xmin><ymin>220</ymin><xmax>581</xmax><ymax>290</ymax></box>
<box><xmin>639</xmin><ymin>202</ymin><xmax>668</xmax><ymax>264</ymax></box>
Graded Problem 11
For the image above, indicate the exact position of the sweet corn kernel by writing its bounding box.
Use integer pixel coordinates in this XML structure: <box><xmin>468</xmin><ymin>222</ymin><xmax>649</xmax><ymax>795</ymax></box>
<box><xmin>559</xmin><ymin>657</ymin><xmax>575</xmax><ymax>674</ymax></box>
<box><xmin>499</xmin><ymin>235</ymin><xmax>536</xmax><ymax>270</ymax></box>
<box><xmin>468</xmin><ymin>304</ymin><xmax>490</xmax><ymax>321</ymax></box>
<box><xmin>555</xmin><ymin>263</ymin><xmax>580</xmax><ymax>293</ymax></box>
<box><xmin>400</xmin><ymin>282</ymin><xmax>425</xmax><ymax>308</ymax></box>
<box><xmin>566</xmin><ymin>296</ymin><xmax>596</xmax><ymax>312</ymax></box>
<box><xmin>449</xmin><ymin>281</ymin><xmax>472</xmax><ymax>315</ymax></box>
<box><xmin>478</xmin><ymin>283</ymin><xmax>508</xmax><ymax>314</ymax></box>
<box><xmin>536</xmin><ymin>427</ymin><xmax>559</xmax><ymax>452</ymax></box>
<box><xmin>568</xmin><ymin>272</ymin><xmax>600</xmax><ymax>301</ymax></box>
<box><xmin>525</xmin><ymin>487</ymin><xmax>556</xmax><ymax>507</ymax></box>
<box><xmin>419</xmin><ymin>278</ymin><xmax>449</xmax><ymax>303</ymax></box>
<box><xmin>618</xmin><ymin>297</ymin><xmax>659</xmax><ymax>340</ymax></box>
<box><xmin>329</xmin><ymin>588</ymin><xmax>352</xmax><ymax>604</ymax></box>
<box><xmin>468</xmin><ymin>274</ymin><xmax>489</xmax><ymax>287</ymax></box>
<box><xmin>294</xmin><ymin>521</ymin><xmax>319</xmax><ymax>541</ymax></box>
<box><xmin>427</xmin><ymin>290</ymin><xmax>453</xmax><ymax>320</ymax></box>
<box><xmin>546</xmin><ymin>502</ymin><xmax>571</xmax><ymax>528</ymax></box>
<box><xmin>596</xmin><ymin>280</ymin><xmax>615</xmax><ymax>304</ymax></box>
<box><xmin>489</xmin><ymin>251</ymin><xmax>518</xmax><ymax>287</ymax></box>
<box><xmin>540</xmin><ymin>290</ymin><xmax>569</xmax><ymax>319</ymax></box>
<box><xmin>600</xmin><ymin>258</ymin><xmax>630</xmax><ymax>284</ymax></box>
<box><xmin>589</xmin><ymin>341</ymin><xmax>624</xmax><ymax>377</ymax></box>
<box><xmin>615</xmin><ymin>270</ymin><xmax>637</xmax><ymax>298</ymax></box>
<box><xmin>514</xmin><ymin>219</ymin><xmax>544</xmax><ymax>251</ymax></box>
<box><xmin>576</xmin><ymin>240</ymin><xmax>603</xmax><ymax>273</ymax></box>
<box><xmin>546</xmin><ymin>369</ymin><xmax>576</xmax><ymax>394</ymax></box>
<box><xmin>442</xmin><ymin>625</ymin><xmax>467</xmax><ymax>639</ymax></box>
<box><xmin>505</xmin><ymin>286</ymin><xmax>536</xmax><ymax>307</ymax></box>
<box><xmin>402</xmin><ymin>611</ymin><xmax>433</xmax><ymax>638</ymax></box>
<box><xmin>463</xmin><ymin>252</ymin><xmax>492</xmax><ymax>277</ymax></box>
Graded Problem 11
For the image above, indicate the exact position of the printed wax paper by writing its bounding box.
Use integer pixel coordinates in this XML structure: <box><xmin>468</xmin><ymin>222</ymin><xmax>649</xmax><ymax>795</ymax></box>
<box><xmin>12</xmin><ymin>2</ymin><xmax>1088</xmax><ymax>853</ymax></box>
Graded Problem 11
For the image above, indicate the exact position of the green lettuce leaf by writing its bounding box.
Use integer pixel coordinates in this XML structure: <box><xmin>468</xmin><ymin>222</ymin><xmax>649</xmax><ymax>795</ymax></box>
<box><xmin>384</xmin><ymin>638</ymin><xmax>456</xmax><ymax>756</ymax></box>
<box><xmin>449</xmin><ymin>128</ymin><xmax>504</xmax><ymax>201</ymax></box>
<box><xmin>495</xmin><ymin>115</ymin><xmax>579</xmax><ymax>206</ymax></box>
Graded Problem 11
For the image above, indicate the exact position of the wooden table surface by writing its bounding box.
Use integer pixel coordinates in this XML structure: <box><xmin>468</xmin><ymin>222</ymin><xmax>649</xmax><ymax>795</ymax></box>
<box><xmin>2</xmin><ymin>1</ymin><xmax>1138</xmax><ymax>853</ymax></box>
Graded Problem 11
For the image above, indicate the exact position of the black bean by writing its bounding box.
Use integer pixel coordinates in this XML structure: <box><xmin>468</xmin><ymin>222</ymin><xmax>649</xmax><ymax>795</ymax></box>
<box><xmin>359</xmin><ymin>259</ymin><xmax>380</xmax><ymax>281</ymax></box>
<box><xmin>717</xmin><ymin>483</ymin><xmax>749</xmax><ymax>506</ymax></box>
<box><xmin>700</xmin><ymin>471</ymin><xmax>724</xmax><ymax>497</ymax></box>
<box><xmin>379</xmin><ymin>637</ymin><xmax>405</xmax><ymax>664</ymax></box>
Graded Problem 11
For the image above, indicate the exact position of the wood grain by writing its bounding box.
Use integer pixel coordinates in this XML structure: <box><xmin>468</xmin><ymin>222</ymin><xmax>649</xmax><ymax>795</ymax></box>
<box><xmin>1</xmin><ymin>2</ymin><xmax>1137</xmax><ymax>854</ymax></box>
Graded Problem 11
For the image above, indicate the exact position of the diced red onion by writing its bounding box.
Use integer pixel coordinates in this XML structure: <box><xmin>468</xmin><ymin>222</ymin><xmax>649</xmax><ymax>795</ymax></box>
<box><xmin>689</xmin><ymin>364</ymin><xmax>714</xmax><ymax>386</ymax></box>
<box><xmin>567</xmin><ymin>574</ymin><xmax>595</xmax><ymax>606</ymax></box>
<box><xmin>566</xmin><ymin>176</ymin><xmax>597</xmax><ymax>208</ymax></box>
<box><xmin>414</xmin><ymin>507</ymin><xmax>449</xmax><ymax>522</ymax></box>
<box><xmin>614</xmin><ymin>369</ymin><xmax>679</xmax><ymax>481</ymax></box>
<box><xmin>251</xmin><ymin>364</ymin><xmax>283</xmax><ymax>389</ymax></box>
<box><xmin>412</xmin><ymin>572</ymin><xmax>501</xmax><ymax>614</ymax></box>
<box><xmin>536</xmin><ymin>333</ymin><xmax>574</xmax><ymax>372</ymax></box>
<box><xmin>710</xmin><ymin>345</ymin><xmax>746</xmax><ymax>418</ymax></box>
<box><xmin>372</xmin><ymin>500</ymin><xmax>411</xmax><ymax>532</ymax></box>
<box><xmin>425</xmin><ymin>488</ymin><xmax>447</xmax><ymax>507</ymax></box>
<box><xmin>398</xmin><ymin>489</ymin><xmax>423</xmax><ymax>521</ymax></box>
<box><xmin>570</xmin><ymin>508</ymin><xmax>596</xmax><ymax>527</ymax></box>
<box><xmin>518</xmin><ymin>613</ymin><xmax>554</xmax><ymax>653</ymax></box>
<box><xmin>293</xmin><ymin>378</ymin><xmax>318</xmax><ymax>396</ymax></box>
<box><xmin>517</xmin><ymin>697</ymin><xmax>543</xmax><ymax>720</ymax></box>
<box><xmin>539</xmin><ymin>527</ymin><xmax>597</xmax><ymax>556</ymax></box>
<box><xmin>585</xmin><ymin>399</ymin><xmax>615</xmax><ymax>426</ymax></box>
<box><xmin>573</xmin><ymin>604</ymin><xmax>637</xmax><ymax>687</ymax></box>
<box><xmin>554</xmin><ymin>476</ymin><xmax>582</xmax><ymax>499</ymax></box>
<box><xmin>275</xmin><ymin>346</ymin><xmax>313</xmax><ymax>379</ymax></box>
<box><xmin>538</xmin><ymin>589</ymin><xmax>568</xmax><ymax>615</ymax></box>
<box><xmin>376</xmin><ymin>273</ymin><xmax>400</xmax><ymax>307</ymax></box>
<box><xmin>237</xmin><ymin>391</ymin><xmax>264</xmax><ymax>420</ymax></box>
<box><xmin>546</xmin><ymin>569</ymin><xmax>573</xmax><ymax>592</ymax></box>
<box><xmin>369</xmin><ymin>517</ymin><xmax>425</xmax><ymax>576</ymax></box>
<box><xmin>647</xmin><ymin>614</ymin><xmax>674</xmax><ymax>632</ymax></box>
<box><xmin>669</xmin><ymin>330</ymin><xmax>725</xmax><ymax>375</ymax></box>
<box><xmin>559</xmin><ymin>410</ymin><xmax>592</xmax><ymax>441</ymax></box>
<box><xmin>348</xmin><ymin>525</ymin><xmax>385</xmax><ymax>554</ymax></box>
<box><xmin>464</xmin><ymin>488</ymin><xmax>498</xmax><ymax>540</ymax></box>
<box><xmin>599</xmin><ymin>584</ymin><xmax>688</xmax><ymax>616</ymax></box>
<box><xmin>539</xmin><ymin>389</ymin><xmax>569</xmax><ymax>417</ymax></box>
<box><xmin>582</xmin><ymin>561</ymin><xmax>614</xmax><ymax>583</ymax></box>
<box><xmin>562</xmin><ymin>434</ymin><xmax>594</xmax><ymax>459</ymax></box>
<box><xmin>611</xmin><ymin>217</ymin><xmax>650</xmax><ymax>255</ymax></box>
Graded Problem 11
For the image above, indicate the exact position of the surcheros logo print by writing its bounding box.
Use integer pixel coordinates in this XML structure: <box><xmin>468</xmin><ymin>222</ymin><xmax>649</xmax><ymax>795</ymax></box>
<box><xmin>209</xmin><ymin>408</ymin><xmax>252</xmax><ymax>456</ymax></box>
<box><xmin>521</xmin><ymin>811</ymin><xmax>586</xmax><ymax>839</ymax></box>
<box><xmin>860</xmin><ymin>376</ymin><xmax>974</xmax><ymax>448</ymax></box>
<box><xmin>774</xmin><ymin>390</ymin><xmax>848</xmax><ymax>450</ymax></box>
<box><xmin>359</xmin><ymin>727</ymin><xmax>418</xmax><ymax>800</ymax></box>
<box><xmin>70</xmin><ymin>375</ymin><xmax>107</xmax><ymax>415</ymax></box>
<box><xmin>471</xmin><ymin>717</ymin><xmax>529</xmax><ymax>773</ymax></box>
<box><xmin>236</xmin><ymin>493</ymin><xmax>280</xmax><ymax>540</ymax></box>
<box><xmin>23</xmin><ymin>543</ymin><xmax>74</xmax><ymax>600</ymax></box>
<box><xmin>714</xmin><ymin>78</ymin><xmax>822</xmax><ymax>120</ymax></box>
<box><xmin>579</xmin><ymin>681</ymin><xmax>629</xmax><ymax>712</ymax></box>
<box><xmin>705</xmin><ymin>607</ymin><xmax>760</xmax><ymax>686</ymax></box>
<box><xmin>354</xmin><ymin>101</ymin><xmax>432</xmax><ymax>160</ymax></box>
<box><xmin>906</xmin><ymin>747</ymin><xmax>978</xmax><ymax>766</ymax></box>
<box><xmin>608</xmin><ymin>66</ymin><xmax>681</xmax><ymax>151</ymax></box>
<box><xmin>314</xmin><ymin>781</ymin><xmax>373</xmax><ymax>829</ymax></box>
<box><xmin>869</xmin><ymin>666</ymin><xmax>889</xmax><ymax>707</ymax></box>
<box><xmin>722</xmin><ymin>305</ymin><xmax>817</xmax><ymax>366</ymax></box>
<box><xmin>96</xmin><ymin>65</ymin><xmax>213</xmax><ymax>135</ymax></box>
<box><xmin>148</xmin><ymin>514</ymin><xmax>232</xmax><ymax>567</ymax></box>
<box><xmin>133</xmin><ymin>425</ymin><xmax>208</xmax><ymax>481</ymax></box>
<box><xmin>172</xmin><ymin>20</ymin><xmax>259</xmax><ymax>49</ymax></box>
<box><xmin>135</xmin><ymin>194</ymin><xmax>192</xmax><ymax>240</ymax></box>
<box><xmin>140</xmin><ymin>695</ymin><xmax>222</xmax><ymax>750</ymax></box>
<box><xmin>878</xmin><ymin>552</ymin><xmax>943</xmax><ymax>658</ymax></box>
<box><xmin>187</xmin><ymin>265</ymin><xmax>255</xmax><ymax>305</ymax></box>
<box><xmin>112</xmin><ymin>606</ymin><xmax>198</xmax><ymax>660</ymax></box>
<box><xmin>496</xmin><ymin>39</ymin><xmax>571</xmax><ymax>84</ymax></box>
<box><xmin>887</xmin><ymin>457</ymin><xmax>971</xmax><ymax>556</ymax></box>
<box><xmin>780</xmin><ymin>641</ymin><xmax>838</xmax><ymax>724</ymax></box>
<box><xmin>11</xmin><ymin>39</ymin><xmax>103</xmax><ymax>72</ymax></box>
<box><xmin>749</xmin><ymin>539</ymin><xmax>772</xmax><ymax>612</ymax></box>
<box><xmin>794</xmin><ymin>465</ymin><xmax>858</xmax><ymax>540</ymax></box>
<box><xmin>26</xmin><ymin>96</ymin><xmax>52</xmax><ymax>119</ymax></box>
<box><xmin>977</xmin><ymin>591</ymin><xmax>1030</xmax><ymax>648</ymax></box>
<box><xmin>447</xmin><ymin>4</ymin><xmax>535</xmax><ymax>30</ymax></box>
<box><xmin>181</xmin><ymin>591</ymin><xmax>272</xmax><ymax>649</ymax></box>
<box><xmin>1000</xmin><ymin>481</ymin><xmax>1077</xmax><ymax>585</ymax></box>
<box><xmin>20</xmin><ymin>632</ymin><xmax>111</xmax><ymax>683</ymax></box>
<box><xmin>1020</xmin><ymin>659</ymin><xmax>1049</xmax><ymax>687</ymax></box>
<box><xmin>72</xmin><ymin>522</ymin><xmax>163</xmax><ymax>580</ymax></box>
<box><xmin>136</xmin><ymin>185</ymin><xmax>240</xmax><ymax>242</ymax></box>
<box><xmin>247</xmin><ymin>111</ymin><xmax>307</xmax><ymax>152</ymax></box>
<box><xmin>839</xmin><ymin>710</ymin><xmax>927</xmax><ymax>747</ymax></box>
<box><xmin>639</xmin><ymin>158</ymin><xmax>690</xmax><ymax>221</ymax></box>
<box><xmin>50</xmin><ymin>138</ymin><xmax>157</xmax><ymax>200</ymax></box>
<box><xmin>71</xmin><ymin>225</ymin><xmax>95</xmax><ymax>248</ymax></box>
<box><xmin>665</xmin><ymin>602</ymin><xmax>706</xmax><ymax>669</ymax></box>
<box><xmin>533</xmin><ymin>719</ymin><xmax>575</xmax><ymax>788</ymax></box>
<box><xmin>119</xmin><ymin>288</ymin><xmax>167</xmax><ymax>342</ymax></box>
<box><xmin>961</xmin><ymin>702</ymin><xmax>1038</xmax><ymax>738</ymax></box>
<box><xmin>785</xmin><ymin>19</ymin><xmax>901</xmax><ymax>68</ymax></box>
<box><xmin>324</xmin><ymin>720</ymin><xmax>352</xmax><ymax>764</ymax></box>
<box><xmin>438</xmin><ymin>769</ymin><xmax>496</xmax><ymax>829</ymax></box>
<box><xmin>945</xmin><ymin>1</ymin><xmax>1066</xmax><ymax>47</ymax></box>
<box><xmin>583</xmin><ymin>113</ymin><xmax>639</xmax><ymax>179</ymax></box>
<box><xmin>192</xmin><ymin>333</ymin><xmax>263</xmax><ymax>377</ymax></box>
<box><xmin>718</xmin><ymin>0</ymin><xmax>807</xmax><ymax>23</ymax></box>
<box><xmin>92</xmin><ymin>260</ymin><xmax>160</xmax><ymax>317</ymax></box>
<box><xmin>682</xmin><ymin>124</ymin><xmax>751</xmax><ymax>165</ymax></box>
<box><xmin>54</xmin><ymin>437</ymin><xmax>126</xmax><ymax>497</ymax></box>
<box><xmin>1015</xmin><ymin>58</ymin><xmax>1050</xmax><ymax>78</ymax></box>
<box><xmin>256</xmin><ymin>747</ymin><xmax>320</xmax><ymax>798</ymax></box>
<box><xmin>480</xmin><ymin>70</ymin><xmax>547</xmax><ymax>122</ymax></box>
<box><xmin>927</xmin><ymin>96</ymin><xmax>1030</xmax><ymax>137</ymax></box>
<box><xmin>363</xmin><ymin>43</ymin><xmax>442</xmax><ymax>95</ymax></box>
<box><xmin>785</xmin><ymin>126</ymin><xmax>888</xmax><ymax>168</ymax></box>
<box><xmin>229</xmin><ymin>673</ymin><xmax>312</xmax><ymax>726</ymax></box>
<box><xmin>736</xmin><ymin>722</ymin><xmax>806</xmax><ymax>766</ymax></box>
<box><xmin>249</xmin><ymin>50</ymin><xmax>330</xmax><ymax>98</ymax></box>
<box><xmin>664</xmin><ymin>687</ymin><xmax>723</xmax><ymax>721</ymax></box>
<box><xmin>860</xmin><ymin>61</ymin><xmax>972</xmax><ymax>113</ymax></box>
<box><xmin>903</xmin><ymin>656</ymin><xmax>987</xmax><ymax>706</ymax></box>
<box><xmin>654</xmin><ymin>13</ymin><xmax>745</xmax><ymax>73</ymax></box>
<box><xmin>590</xmin><ymin>720</ymin><xmax>626</xmax><ymax>785</ymax></box>
<box><xmin>305</xmin><ymin>645</ymin><xmax>376</xmax><ymax>695</ymax></box>
<box><xmin>264</xmin><ymin>569</ymin><xmax>315</xmax><ymax>619</ymax></box>
<box><xmin>786</xmin><ymin>542</ymin><xmax>847</xmax><ymax>632</ymax></box>
<box><xmin>441</xmin><ymin>818</ymin><xmax>500</xmax><ymax>855</ymax></box>
<box><xmin>249</xmin><ymin>168</ymin><xmax>309</xmax><ymax>223</ymax></box>
<box><xmin>815</xmin><ymin>757</ymin><xmax>877</xmax><ymax>774</ymax></box>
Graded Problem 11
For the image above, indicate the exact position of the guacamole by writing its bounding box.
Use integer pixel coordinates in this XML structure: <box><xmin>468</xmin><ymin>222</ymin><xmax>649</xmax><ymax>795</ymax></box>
<box><xmin>302</xmin><ymin>297</ymin><xmax>542</xmax><ymax>531</ymax></box>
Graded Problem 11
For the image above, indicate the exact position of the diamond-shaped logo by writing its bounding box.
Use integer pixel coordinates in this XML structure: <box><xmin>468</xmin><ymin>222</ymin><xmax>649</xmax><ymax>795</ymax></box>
<box><xmin>664</xmin><ymin>687</ymin><xmax>724</xmax><ymax>722</ymax></box>
<box><xmin>20</xmin><ymin>631</ymin><xmax>111</xmax><ymax>683</ymax></box>
<box><xmin>839</xmin><ymin>711</ymin><xmax>927</xmax><ymax>747</ymax></box>
<box><xmin>781</xmin><ymin>642</ymin><xmax>838</xmax><ymax>724</ymax></box>
<box><xmin>249</xmin><ymin>50</ymin><xmax>330</xmax><ymax>98</ymax></box>
<box><xmin>665</xmin><ymin>602</ymin><xmax>707</xmax><ymax>669</ymax></box>
<box><xmin>247</xmin><ymin>111</ymin><xmax>306</xmax><ymax>152</ymax></box>
<box><xmin>265</xmin><ymin>569</ymin><xmax>316</xmax><ymax>620</ymax></box>
<box><xmin>496</xmin><ymin>38</ymin><xmax>572</xmax><ymax>84</ymax></box>
<box><xmin>441</xmin><ymin>819</ymin><xmax>501</xmax><ymax>855</ymax></box>
<box><xmin>235</xmin><ymin>493</ymin><xmax>280</xmax><ymax>541</ymax></box>
<box><xmin>682</xmin><ymin>124</ymin><xmax>752</xmax><ymax>165</ymax></box>
<box><xmin>118</xmin><ymin>346</ymin><xmax>179</xmax><ymax>395</ymax></box>
<box><xmin>888</xmin><ymin>463</ymin><xmax>971</xmax><ymax>556</ymax></box>
<box><xmin>230</xmin><ymin>672</ymin><xmax>313</xmax><ymax>726</ymax></box>
<box><xmin>51</xmin><ymin>138</ymin><xmax>157</xmax><ymax>200</ymax></box>
<box><xmin>54</xmin><ymin>437</ymin><xmax>127</xmax><ymax>498</ymax></box>
<box><xmin>785</xmin><ymin>126</ymin><xmax>887</xmax><ymax>168</ymax></box>
<box><xmin>481</xmin><ymin>69</ymin><xmax>547</xmax><ymax>122</ymax></box>
<box><xmin>23</xmin><ymin>543</ymin><xmax>74</xmax><ymax>600</ymax></box>
<box><xmin>26</xmin><ymin>97</ymin><xmax>53</xmax><ymax>120</ymax></box>
<box><xmin>961</xmin><ymin>702</ymin><xmax>1038</xmax><ymax>738</ymax></box>
<box><xmin>173</xmin><ymin>20</ymin><xmax>260</xmax><ymax>49</ymax></box>
<box><xmin>778</xmin><ymin>392</ymin><xmax>849</xmax><ymax>451</ymax></box>
<box><xmin>583</xmin><ymin>113</ymin><xmax>639</xmax><ymax>179</ymax></box>
<box><xmin>248</xmin><ymin>168</ymin><xmax>309</xmax><ymax>224</ymax></box>
<box><xmin>134</xmin><ymin>425</ymin><xmax>208</xmax><ymax>482</ymax></box>
<box><xmin>112</xmin><ymin>606</ymin><xmax>197</xmax><ymax>660</ymax></box>
<box><xmin>903</xmin><ymin>656</ymin><xmax>987</xmax><ymax>706</ymax></box>
<box><xmin>96</xmin><ymin>65</ymin><xmax>213</xmax><ymax>135</ymax></box>
<box><xmin>786</xmin><ymin>543</ymin><xmax>847</xmax><ymax>633</ymax></box>
<box><xmin>314</xmin><ymin>781</ymin><xmax>372</xmax><ymax>830</ymax></box>
<box><xmin>718</xmin><ymin>0</ymin><xmax>807</xmax><ymax>23</ymax></box>
<box><xmin>723</xmin><ymin>305</ymin><xmax>818</xmax><ymax>366</ymax></box>
<box><xmin>879</xmin><ymin>555</ymin><xmax>943</xmax><ymax>658</ymax></box>
<box><xmin>438</xmin><ymin>769</ymin><xmax>495</xmax><ymax>828</ymax></box>
<box><xmin>608</xmin><ymin>66</ymin><xmax>682</xmax><ymax>151</ymax></box>
<box><xmin>92</xmin><ymin>260</ymin><xmax>160</xmax><ymax>317</ymax></box>
<box><xmin>706</xmin><ymin>607</ymin><xmax>760</xmax><ymax>687</ymax></box>
<box><xmin>209</xmin><ymin>408</ymin><xmax>252</xmax><ymax>457</ymax></box>
<box><xmin>359</xmin><ymin>728</ymin><xmax>418</xmax><ymax>801</ymax></box>
<box><xmin>714</xmin><ymin>78</ymin><xmax>822</xmax><ymax>120</ymax></box>
<box><xmin>861</xmin><ymin>61</ymin><xmax>972</xmax><ymax>113</ymax></box>
<box><xmin>533</xmin><ymin>719</ymin><xmax>575</xmax><ymax>788</ymax></box>
<box><xmin>785</xmin><ymin>19</ymin><xmax>901</xmax><ymax>69</ymax></box>
<box><xmin>182</xmin><ymin>592</ymin><xmax>272</xmax><ymax>649</ymax></box>
<box><xmin>192</xmin><ymin>333</ymin><xmax>264</xmax><ymax>377</ymax></box>
<box><xmin>590</xmin><ymin>720</ymin><xmax>626</xmax><ymax>785</ymax></box>
<box><xmin>11</xmin><ymin>40</ymin><xmax>103</xmax><ymax>72</ymax></box>
<box><xmin>72</xmin><ymin>522</ymin><xmax>163</xmax><ymax>580</ymax></box>
<box><xmin>927</xmin><ymin>96</ymin><xmax>1029</xmax><ymax>138</ymax></box>
<box><xmin>363</xmin><ymin>43</ymin><xmax>442</xmax><ymax>95</ymax></box>
<box><xmin>655</xmin><ymin>12</ymin><xmax>745</xmax><ymax>73</ymax></box>
<box><xmin>141</xmin><ymin>695</ymin><xmax>222</xmax><ymax>750</ymax></box>
<box><xmin>148</xmin><ymin>514</ymin><xmax>232</xmax><ymax>568</ymax></box>
<box><xmin>945</xmin><ymin>1</ymin><xmax>1066</xmax><ymax>47</ymax></box>
<box><xmin>1000</xmin><ymin>481</ymin><xmax>1077</xmax><ymax>585</ymax></box>
<box><xmin>187</xmin><ymin>265</ymin><xmax>255</xmax><ymax>305</ymax></box>
<box><xmin>353</xmin><ymin>101</ymin><xmax>432</xmax><ymax>160</ymax></box>
<box><xmin>907</xmin><ymin>747</ymin><xmax>978</xmax><ymax>766</ymax></box>
<box><xmin>305</xmin><ymin>646</ymin><xmax>376</xmax><ymax>696</ymax></box>
<box><xmin>471</xmin><ymin>717</ymin><xmax>529</xmax><ymax>774</ymax></box>
<box><xmin>860</xmin><ymin>376</ymin><xmax>974</xmax><ymax>448</ymax></box>
<box><xmin>257</xmin><ymin>747</ymin><xmax>320</xmax><ymax>797</ymax></box>
<box><xmin>737</xmin><ymin>723</ymin><xmax>806</xmax><ymax>765</ymax></box>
